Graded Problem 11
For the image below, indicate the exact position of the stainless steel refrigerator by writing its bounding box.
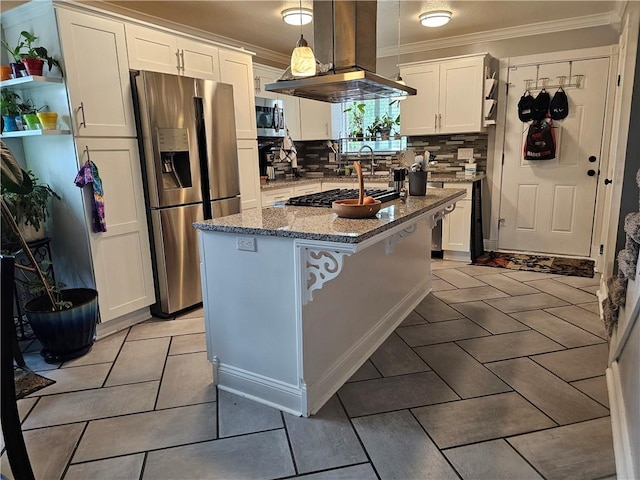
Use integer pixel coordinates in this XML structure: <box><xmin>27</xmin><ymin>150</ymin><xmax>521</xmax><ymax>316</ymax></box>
<box><xmin>132</xmin><ymin>70</ymin><xmax>241</xmax><ymax>317</ymax></box>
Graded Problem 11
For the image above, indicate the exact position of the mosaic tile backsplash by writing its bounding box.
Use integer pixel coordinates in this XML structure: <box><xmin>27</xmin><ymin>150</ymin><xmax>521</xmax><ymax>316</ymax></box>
<box><xmin>259</xmin><ymin>133</ymin><xmax>488</xmax><ymax>179</ymax></box>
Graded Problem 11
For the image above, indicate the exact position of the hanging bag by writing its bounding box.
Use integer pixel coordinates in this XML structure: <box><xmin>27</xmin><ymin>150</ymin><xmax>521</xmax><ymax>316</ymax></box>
<box><xmin>523</xmin><ymin>118</ymin><xmax>556</xmax><ymax>160</ymax></box>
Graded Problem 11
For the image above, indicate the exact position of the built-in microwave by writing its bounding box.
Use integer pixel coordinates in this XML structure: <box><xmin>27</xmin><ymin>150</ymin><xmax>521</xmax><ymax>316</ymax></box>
<box><xmin>255</xmin><ymin>97</ymin><xmax>285</xmax><ymax>137</ymax></box>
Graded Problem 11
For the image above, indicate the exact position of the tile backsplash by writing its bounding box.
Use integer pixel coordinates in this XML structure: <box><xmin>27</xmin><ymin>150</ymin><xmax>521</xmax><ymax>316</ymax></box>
<box><xmin>259</xmin><ymin>133</ymin><xmax>488</xmax><ymax>179</ymax></box>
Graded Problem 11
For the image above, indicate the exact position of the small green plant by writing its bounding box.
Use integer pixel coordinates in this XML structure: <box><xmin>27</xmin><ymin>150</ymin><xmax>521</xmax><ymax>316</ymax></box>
<box><xmin>26</xmin><ymin>262</ymin><xmax>73</xmax><ymax>310</ymax></box>
<box><xmin>1</xmin><ymin>88</ymin><xmax>21</xmax><ymax>116</ymax></box>
<box><xmin>343</xmin><ymin>101</ymin><xmax>366</xmax><ymax>138</ymax></box>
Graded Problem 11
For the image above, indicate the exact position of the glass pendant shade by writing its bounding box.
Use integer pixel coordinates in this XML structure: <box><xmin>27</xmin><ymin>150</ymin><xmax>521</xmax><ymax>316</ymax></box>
<box><xmin>291</xmin><ymin>34</ymin><xmax>316</xmax><ymax>77</ymax></box>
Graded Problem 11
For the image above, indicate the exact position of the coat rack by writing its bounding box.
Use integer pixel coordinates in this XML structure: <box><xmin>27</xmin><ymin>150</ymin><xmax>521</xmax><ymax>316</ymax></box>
<box><xmin>511</xmin><ymin>61</ymin><xmax>584</xmax><ymax>91</ymax></box>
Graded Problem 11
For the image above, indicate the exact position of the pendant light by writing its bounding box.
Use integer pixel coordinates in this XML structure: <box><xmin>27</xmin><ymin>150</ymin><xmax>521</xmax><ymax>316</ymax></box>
<box><xmin>290</xmin><ymin>0</ymin><xmax>316</xmax><ymax>77</ymax></box>
<box><xmin>395</xmin><ymin>0</ymin><xmax>406</xmax><ymax>101</ymax></box>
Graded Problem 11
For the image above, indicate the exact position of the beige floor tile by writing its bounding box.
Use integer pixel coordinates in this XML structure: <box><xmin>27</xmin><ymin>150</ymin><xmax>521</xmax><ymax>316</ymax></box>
<box><xmin>400</xmin><ymin>310</ymin><xmax>427</xmax><ymax>326</ymax></box>
<box><xmin>353</xmin><ymin>410</ymin><xmax>458</xmax><ymax>479</ymax></box>
<box><xmin>433</xmin><ymin>269</ymin><xmax>487</xmax><ymax>288</ymax></box>
<box><xmin>577</xmin><ymin>302</ymin><xmax>601</xmax><ymax>315</ymax></box>
<box><xmin>295</xmin><ymin>464</ymin><xmax>377</xmax><ymax>479</ymax></box>
<box><xmin>62</xmin><ymin>329</ymin><xmax>127</xmax><ymax>368</ymax></box>
<box><xmin>414</xmin><ymin>294</ymin><xmax>465</xmax><ymax>322</ymax></box>
<box><xmin>396</xmin><ymin>319</ymin><xmax>490</xmax><ymax>347</ymax></box>
<box><xmin>105</xmin><ymin>337</ymin><xmax>169</xmax><ymax>386</ymax></box>
<box><xmin>218</xmin><ymin>390</ymin><xmax>283</xmax><ymax>438</ymax></box>
<box><xmin>432</xmin><ymin>278</ymin><xmax>457</xmax><ymax>291</ymax></box>
<box><xmin>431</xmin><ymin>260</ymin><xmax>470</xmax><ymax>270</ymax></box>
<box><xmin>485</xmin><ymin>293</ymin><xmax>569</xmax><ymax>313</ymax></box>
<box><xmin>142</xmin><ymin>430</ymin><xmax>294</xmax><ymax>480</ymax></box>
<box><xmin>127</xmin><ymin>317</ymin><xmax>204</xmax><ymax>341</ymax></box>
<box><xmin>433</xmin><ymin>285</ymin><xmax>509</xmax><ymax>304</ymax></box>
<box><xmin>1</xmin><ymin>423</ymin><xmax>84</xmax><ymax>480</ymax></box>
<box><xmin>412</xmin><ymin>392</ymin><xmax>555</xmax><ymax>449</ymax></box>
<box><xmin>525</xmin><ymin>279</ymin><xmax>597</xmax><ymax>304</ymax></box>
<box><xmin>415</xmin><ymin>343</ymin><xmax>511</xmax><ymax>398</ymax></box>
<box><xmin>168</xmin><ymin>332</ymin><xmax>207</xmax><ymax>355</ymax></box>
<box><xmin>476</xmin><ymin>273</ymin><xmax>541</xmax><ymax>296</ymax></box>
<box><xmin>177</xmin><ymin>306</ymin><xmax>204</xmax><ymax>319</ymax></box>
<box><xmin>457</xmin><ymin>330</ymin><xmax>563</xmax><ymax>363</ymax></box>
<box><xmin>452</xmin><ymin>301</ymin><xmax>529</xmax><ymax>334</ymax></box>
<box><xmin>347</xmin><ymin>360</ymin><xmax>381</xmax><ymax>382</ymax></box>
<box><xmin>73</xmin><ymin>403</ymin><xmax>217</xmax><ymax>463</ymax></box>
<box><xmin>64</xmin><ymin>454</ymin><xmax>144</xmax><ymax>480</ymax></box>
<box><xmin>508</xmin><ymin>417</ymin><xmax>615</xmax><ymax>479</ymax></box>
<box><xmin>444</xmin><ymin>439</ymin><xmax>544</xmax><ymax>480</ymax></box>
<box><xmin>455</xmin><ymin>265</ymin><xmax>505</xmax><ymax>276</ymax></box>
<box><xmin>512</xmin><ymin>310</ymin><xmax>605</xmax><ymax>348</ymax></box>
<box><xmin>544</xmin><ymin>305</ymin><xmax>607</xmax><ymax>338</ymax></box>
<box><xmin>338</xmin><ymin>372</ymin><xmax>458</xmax><ymax>417</ymax></box>
<box><xmin>553</xmin><ymin>274</ymin><xmax>601</xmax><ymax>287</ymax></box>
<box><xmin>579</xmin><ymin>284</ymin><xmax>600</xmax><ymax>294</ymax></box>
<box><xmin>22</xmin><ymin>381</ymin><xmax>158</xmax><ymax>430</ymax></box>
<box><xmin>502</xmin><ymin>271</ymin><xmax>559</xmax><ymax>281</ymax></box>
<box><xmin>31</xmin><ymin>364</ymin><xmax>111</xmax><ymax>396</ymax></box>
<box><xmin>488</xmin><ymin>358</ymin><xmax>609</xmax><ymax>424</ymax></box>
<box><xmin>284</xmin><ymin>396</ymin><xmax>367</xmax><ymax>473</ymax></box>
<box><xmin>156</xmin><ymin>351</ymin><xmax>216</xmax><ymax>409</ymax></box>
<box><xmin>572</xmin><ymin>376</ymin><xmax>610</xmax><ymax>408</ymax></box>
<box><xmin>369</xmin><ymin>332</ymin><xmax>430</xmax><ymax>377</ymax></box>
<box><xmin>531</xmin><ymin>343</ymin><xmax>609</xmax><ymax>381</ymax></box>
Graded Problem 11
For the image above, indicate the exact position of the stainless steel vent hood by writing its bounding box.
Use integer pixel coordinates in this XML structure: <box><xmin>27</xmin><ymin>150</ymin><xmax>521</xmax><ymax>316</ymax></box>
<box><xmin>265</xmin><ymin>0</ymin><xmax>416</xmax><ymax>103</ymax></box>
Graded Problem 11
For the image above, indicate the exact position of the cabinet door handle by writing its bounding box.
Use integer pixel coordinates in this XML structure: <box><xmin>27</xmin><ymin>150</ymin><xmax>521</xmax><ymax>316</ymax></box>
<box><xmin>434</xmin><ymin>114</ymin><xmax>437</xmax><ymax>130</ymax></box>
<box><xmin>439</xmin><ymin>113</ymin><xmax>442</xmax><ymax>129</ymax></box>
<box><xmin>179</xmin><ymin>50</ymin><xmax>185</xmax><ymax>72</ymax></box>
<box><xmin>78</xmin><ymin>101</ymin><xmax>86</xmax><ymax>129</ymax></box>
<box><xmin>175</xmin><ymin>49</ymin><xmax>181</xmax><ymax>72</ymax></box>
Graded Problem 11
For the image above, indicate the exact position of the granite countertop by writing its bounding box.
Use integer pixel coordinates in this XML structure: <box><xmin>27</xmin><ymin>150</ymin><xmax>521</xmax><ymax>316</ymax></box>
<box><xmin>195</xmin><ymin>188</ymin><xmax>466</xmax><ymax>244</ymax></box>
<box><xmin>260</xmin><ymin>173</ymin><xmax>485</xmax><ymax>191</ymax></box>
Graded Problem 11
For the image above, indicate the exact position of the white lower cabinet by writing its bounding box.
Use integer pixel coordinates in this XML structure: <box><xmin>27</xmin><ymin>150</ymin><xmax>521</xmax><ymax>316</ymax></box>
<box><xmin>77</xmin><ymin>138</ymin><xmax>155</xmax><ymax>322</ymax></box>
<box><xmin>262</xmin><ymin>187</ymin><xmax>294</xmax><ymax>207</ymax></box>
<box><xmin>442</xmin><ymin>183</ymin><xmax>472</xmax><ymax>260</ymax></box>
<box><xmin>237</xmin><ymin>139</ymin><xmax>261</xmax><ymax>211</ymax></box>
<box><xmin>322</xmin><ymin>181</ymin><xmax>354</xmax><ymax>191</ymax></box>
<box><xmin>293</xmin><ymin>183</ymin><xmax>321</xmax><ymax>196</ymax></box>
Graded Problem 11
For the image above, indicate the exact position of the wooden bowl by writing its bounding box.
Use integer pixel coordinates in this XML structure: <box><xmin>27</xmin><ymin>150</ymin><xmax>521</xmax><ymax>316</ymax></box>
<box><xmin>332</xmin><ymin>199</ymin><xmax>382</xmax><ymax>219</ymax></box>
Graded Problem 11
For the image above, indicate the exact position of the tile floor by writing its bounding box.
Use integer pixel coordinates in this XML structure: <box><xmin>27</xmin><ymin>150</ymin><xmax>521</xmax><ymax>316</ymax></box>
<box><xmin>1</xmin><ymin>260</ymin><xmax>616</xmax><ymax>480</ymax></box>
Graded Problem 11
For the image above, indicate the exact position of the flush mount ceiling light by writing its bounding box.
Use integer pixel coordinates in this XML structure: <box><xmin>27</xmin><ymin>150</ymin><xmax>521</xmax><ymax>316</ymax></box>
<box><xmin>419</xmin><ymin>10</ymin><xmax>452</xmax><ymax>28</ymax></box>
<box><xmin>282</xmin><ymin>7</ymin><xmax>313</xmax><ymax>26</ymax></box>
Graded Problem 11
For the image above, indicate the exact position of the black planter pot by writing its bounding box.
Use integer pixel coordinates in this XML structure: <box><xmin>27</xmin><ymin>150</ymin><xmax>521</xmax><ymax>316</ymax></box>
<box><xmin>24</xmin><ymin>288</ymin><xmax>98</xmax><ymax>364</ymax></box>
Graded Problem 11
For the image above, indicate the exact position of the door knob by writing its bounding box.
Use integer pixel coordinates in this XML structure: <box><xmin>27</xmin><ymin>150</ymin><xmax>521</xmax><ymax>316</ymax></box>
<box><xmin>587</xmin><ymin>169</ymin><xmax>596</xmax><ymax>177</ymax></box>
<box><xmin>588</xmin><ymin>155</ymin><xmax>597</xmax><ymax>163</ymax></box>
<box><xmin>604</xmin><ymin>178</ymin><xmax>613</xmax><ymax>185</ymax></box>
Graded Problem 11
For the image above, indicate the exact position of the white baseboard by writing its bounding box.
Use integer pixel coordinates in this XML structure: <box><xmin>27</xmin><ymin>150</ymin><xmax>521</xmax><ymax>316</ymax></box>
<box><xmin>484</xmin><ymin>239</ymin><xmax>498</xmax><ymax>251</ymax></box>
<box><xmin>443</xmin><ymin>250</ymin><xmax>471</xmax><ymax>262</ymax></box>
<box><xmin>96</xmin><ymin>307</ymin><xmax>152</xmax><ymax>339</ymax></box>
<box><xmin>606</xmin><ymin>362</ymin><xmax>637</xmax><ymax>480</ymax></box>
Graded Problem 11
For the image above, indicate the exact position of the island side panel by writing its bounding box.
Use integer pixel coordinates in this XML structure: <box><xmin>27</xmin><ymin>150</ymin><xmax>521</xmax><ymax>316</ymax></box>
<box><xmin>301</xmin><ymin>219</ymin><xmax>433</xmax><ymax>415</ymax></box>
<box><xmin>198</xmin><ymin>230</ymin><xmax>302</xmax><ymax>413</ymax></box>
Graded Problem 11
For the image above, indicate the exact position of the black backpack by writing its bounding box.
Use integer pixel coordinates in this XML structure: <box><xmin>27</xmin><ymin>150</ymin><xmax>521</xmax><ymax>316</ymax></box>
<box><xmin>523</xmin><ymin>119</ymin><xmax>556</xmax><ymax>160</ymax></box>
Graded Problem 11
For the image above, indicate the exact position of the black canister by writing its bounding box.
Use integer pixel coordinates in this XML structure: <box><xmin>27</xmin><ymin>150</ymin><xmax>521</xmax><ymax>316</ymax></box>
<box><xmin>408</xmin><ymin>171</ymin><xmax>427</xmax><ymax>196</ymax></box>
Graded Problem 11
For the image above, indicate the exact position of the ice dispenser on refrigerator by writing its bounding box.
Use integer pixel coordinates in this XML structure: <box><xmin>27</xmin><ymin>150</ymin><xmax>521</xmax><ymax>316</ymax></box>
<box><xmin>132</xmin><ymin>70</ymin><xmax>241</xmax><ymax>317</ymax></box>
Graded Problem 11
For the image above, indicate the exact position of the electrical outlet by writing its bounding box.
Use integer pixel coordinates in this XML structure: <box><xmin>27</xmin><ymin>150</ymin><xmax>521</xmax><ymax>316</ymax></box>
<box><xmin>236</xmin><ymin>236</ymin><xmax>256</xmax><ymax>252</ymax></box>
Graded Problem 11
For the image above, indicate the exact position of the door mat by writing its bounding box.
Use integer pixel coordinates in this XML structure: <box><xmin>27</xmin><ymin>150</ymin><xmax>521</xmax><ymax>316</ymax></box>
<box><xmin>14</xmin><ymin>367</ymin><xmax>55</xmax><ymax>399</ymax></box>
<box><xmin>474</xmin><ymin>251</ymin><xmax>595</xmax><ymax>278</ymax></box>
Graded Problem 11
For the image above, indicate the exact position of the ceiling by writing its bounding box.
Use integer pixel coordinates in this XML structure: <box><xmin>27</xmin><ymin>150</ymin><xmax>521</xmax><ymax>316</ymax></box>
<box><xmin>1</xmin><ymin>1</ymin><xmax>625</xmax><ymax>61</ymax></box>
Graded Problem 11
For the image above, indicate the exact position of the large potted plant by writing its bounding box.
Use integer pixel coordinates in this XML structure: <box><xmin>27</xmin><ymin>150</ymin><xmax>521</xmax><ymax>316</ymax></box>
<box><xmin>1</xmin><ymin>141</ymin><xmax>98</xmax><ymax>363</ymax></box>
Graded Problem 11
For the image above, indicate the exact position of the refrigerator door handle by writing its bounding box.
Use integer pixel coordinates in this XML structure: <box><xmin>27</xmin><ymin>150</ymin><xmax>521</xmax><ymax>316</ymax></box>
<box><xmin>193</xmin><ymin>95</ymin><xmax>213</xmax><ymax>220</ymax></box>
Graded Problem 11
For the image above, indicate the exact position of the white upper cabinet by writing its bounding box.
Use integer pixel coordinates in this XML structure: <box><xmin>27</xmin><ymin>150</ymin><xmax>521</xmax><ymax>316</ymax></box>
<box><xmin>56</xmin><ymin>9</ymin><xmax>137</xmax><ymax>137</ymax></box>
<box><xmin>253</xmin><ymin>64</ymin><xmax>279</xmax><ymax>99</ymax></box>
<box><xmin>400</xmin><ymin>54</ymin><xmax>488</xmax><ymax>136</ymax></box>
<box><xmin>253</xmin><ymin>63</ymin><xmax>301</xmax><ymax>140</ymax></box>
<box><xmin>125</xmin><ymin>24</ymin><xmax>220</xmax><ymax>81</ymax></box>
<box><xmin>299</xmin><ymin>98</ymin><xmax>332</xmax><ymax>140</ymax></box>
<box><xmin>219</xmin><ymin>49</ymin><xmax>257</xmax><ymax>140</ymax></box>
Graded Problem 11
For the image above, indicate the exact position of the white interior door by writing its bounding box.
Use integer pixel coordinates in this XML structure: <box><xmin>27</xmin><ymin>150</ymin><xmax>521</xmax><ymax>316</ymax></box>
<box><xmin>498</xmin><ymin>57</ymin><xmax>610</xmax><ymax>256</ymax></box>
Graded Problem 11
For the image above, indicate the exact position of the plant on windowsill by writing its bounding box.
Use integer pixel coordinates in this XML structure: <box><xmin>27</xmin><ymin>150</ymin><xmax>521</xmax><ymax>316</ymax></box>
<box><xmin>379</xmin><ymin>113</ymin><xmax>399</xmax><ymax>140</ymax></box>
<box><xmin>1</xmin><ymin>141</ymin><xmax>97</xmax><ymax>363</ymax></box>
<box><xmin>343</xmin><ymin>101</ymin><xmax>366</xmax><ymax>140</ymax></box>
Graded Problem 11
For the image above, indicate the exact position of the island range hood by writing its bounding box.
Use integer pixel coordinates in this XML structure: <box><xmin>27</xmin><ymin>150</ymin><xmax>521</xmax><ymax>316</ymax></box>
<box><xmin>265</xmin><ymin>0</ymin><xmax>416</xmax><ymax>103</ymax></box>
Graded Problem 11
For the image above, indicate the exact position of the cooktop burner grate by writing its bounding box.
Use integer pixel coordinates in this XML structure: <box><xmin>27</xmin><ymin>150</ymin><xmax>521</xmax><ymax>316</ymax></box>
<box><xmin>286</xmin><ymin>188</ymin><xmax>400</xmax><ymax>207</ymax></box>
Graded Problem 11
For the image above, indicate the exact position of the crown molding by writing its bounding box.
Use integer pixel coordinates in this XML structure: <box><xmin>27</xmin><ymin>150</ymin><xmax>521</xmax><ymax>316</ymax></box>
<box><xmin>378</xmin><ymin>12</ymin><xmax>618</xmax><ymax>58</ymax></box>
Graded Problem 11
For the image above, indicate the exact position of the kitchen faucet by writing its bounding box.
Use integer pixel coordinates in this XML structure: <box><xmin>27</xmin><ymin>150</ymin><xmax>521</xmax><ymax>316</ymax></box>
<box><xmin>357</xmin><ymin>145</ymin><xmax>377</xmax><ymax>174</ymax></box>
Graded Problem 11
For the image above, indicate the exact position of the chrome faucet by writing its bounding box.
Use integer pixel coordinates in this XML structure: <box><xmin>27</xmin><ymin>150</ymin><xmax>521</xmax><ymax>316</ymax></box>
<box><xmin>357</xmin><ymin>145</ymin><xmax>377</xmax><ymax>174</ymax></box>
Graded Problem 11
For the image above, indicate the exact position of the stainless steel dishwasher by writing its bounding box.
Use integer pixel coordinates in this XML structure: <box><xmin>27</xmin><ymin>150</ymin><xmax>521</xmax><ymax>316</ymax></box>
<box><xmin>427</xmin><ymin>181</ymin><xmax>444</xmax><ymax>256</ymax></box>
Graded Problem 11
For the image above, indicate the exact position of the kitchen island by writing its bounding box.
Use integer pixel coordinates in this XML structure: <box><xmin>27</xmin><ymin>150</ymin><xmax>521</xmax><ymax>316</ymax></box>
<box><xmin>194</xmin><ymin>188</ymin><xmax>465</xmax><ymax>416</ymax></box>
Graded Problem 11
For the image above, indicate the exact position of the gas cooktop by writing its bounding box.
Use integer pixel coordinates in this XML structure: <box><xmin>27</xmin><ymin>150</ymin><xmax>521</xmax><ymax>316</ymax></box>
<box><xmin>286</xmin><ymin>188</ymin><xmax>400</xmax><ymax>208</ymax></box>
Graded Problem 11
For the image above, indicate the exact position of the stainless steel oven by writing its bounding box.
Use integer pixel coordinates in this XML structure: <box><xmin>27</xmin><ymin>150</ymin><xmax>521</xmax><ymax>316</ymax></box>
<box><xmin>255</xmin><ymin>97</ymin><xmax>285</xmax><ymax>137</ymax></box>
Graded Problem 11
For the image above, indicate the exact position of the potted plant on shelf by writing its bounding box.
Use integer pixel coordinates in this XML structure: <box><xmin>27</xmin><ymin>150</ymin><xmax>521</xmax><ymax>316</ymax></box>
<box><xmin>1</xmin><ymin>141</ymin><xmax>98</xmax><ymax>363</ymax></box>
<box><xmin>1</xmin><ymin>33</ymin><xmax>28</xmax><ymax>78</ymax></box>
<box><xmin>1</xmin><ymin>31</ymin><xmax>62</xmax><ymax>78</ymax></box>
<box><xmin>0</xmin><ymin>88</ymin><xmax>21</xmax><ymax>132</ymax></box>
